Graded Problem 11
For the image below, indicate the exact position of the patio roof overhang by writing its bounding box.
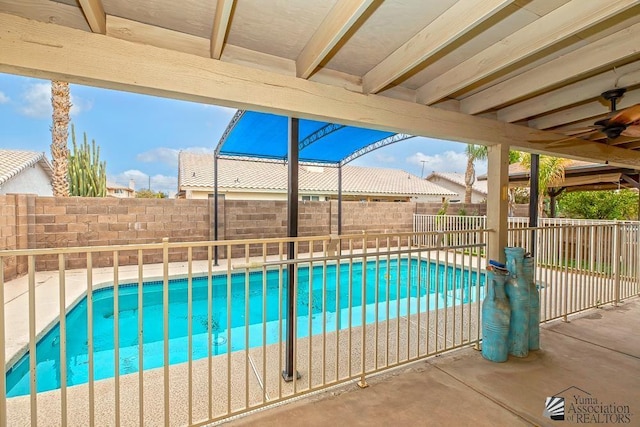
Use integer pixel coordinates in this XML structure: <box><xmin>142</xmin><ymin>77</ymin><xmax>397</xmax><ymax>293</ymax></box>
<box><xmin>2</xmin><ymin>3</ymin><xmax>640</xmax><ymax>169</ymax></box>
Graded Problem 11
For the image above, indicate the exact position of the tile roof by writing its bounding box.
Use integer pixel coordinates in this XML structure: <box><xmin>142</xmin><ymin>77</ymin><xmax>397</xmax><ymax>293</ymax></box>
<box><xmin>426</xmin><ymin>172</ymin><xmax>487</xmax><ymax>195</ymax></box>
<box><xmin>178</xmin><ymin>152</ymin><xmax>456</xmax><ymax>197</ymax></box>
<box><xmin>0</xmin><ymin>149</ymin><xmax>53</xmax><ymax>185</ymax></box>
<box><xmin>106</xmin><ymin>182</ymin><xmax>135</xmax><ymax>193</ymax></box>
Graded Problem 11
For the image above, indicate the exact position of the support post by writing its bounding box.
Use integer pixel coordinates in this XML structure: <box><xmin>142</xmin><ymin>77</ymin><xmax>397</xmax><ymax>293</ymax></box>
<box><xmin>529</xmin><ymin>154</ymin><xmax>539</xmax><ymax>257</ymax></box>
<box><xmin>283</xmin><ymin>117</ymin><xmax>300</xmax><ymax>382</ymax></box>
<box><xmin>338</xmin><ymin>165</ymin><xmax>343</xmax><ymax>236</ymax></box>
<box><xmin>213</xmin><ymin>154</ymin><xmax>219</xmax><ymax>266</ymax></box>
<box><xmin>487</xmin><ymin>143</ymin><xmax>510</xmax><ymax>263</ymax></box>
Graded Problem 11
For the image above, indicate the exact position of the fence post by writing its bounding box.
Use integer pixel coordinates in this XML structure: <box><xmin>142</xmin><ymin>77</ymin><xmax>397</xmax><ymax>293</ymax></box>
<box><xmin>358</xmin><ymin>235</ymin><xmax>368</xmax><ymax>388</ymax></box>
<box><xmin>613</xmin><ymin>221</ymin><xmax>621</xmax><ymax>306</ymax></box>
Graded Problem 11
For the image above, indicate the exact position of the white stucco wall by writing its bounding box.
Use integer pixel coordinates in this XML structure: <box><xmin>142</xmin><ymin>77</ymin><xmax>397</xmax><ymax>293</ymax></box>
<box><xmin>426</xmin><ymin>176</ymin><xmax>486</xmax><ymax>203</ymax></box>
<box><xmin>0</xmin><ymin>164</ymin><xmax>52</xmax><ymax>196</ymax></box>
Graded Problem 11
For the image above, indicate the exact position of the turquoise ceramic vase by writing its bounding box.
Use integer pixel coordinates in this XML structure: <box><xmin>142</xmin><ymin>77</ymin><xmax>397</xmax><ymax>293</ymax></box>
<box><xmin>505</xmin><ymin>247</ymin><xmax>530</xmax><ymax>358</ymax></box>
<box><xmin>523</xmin><ymin>255</ymin><xmax>540</xmax><ymax>350</ymax></box>
<box><xmin>482</xmin><ymin>269</ymin><xmax>511</xmax><ymax>363</ymax></box>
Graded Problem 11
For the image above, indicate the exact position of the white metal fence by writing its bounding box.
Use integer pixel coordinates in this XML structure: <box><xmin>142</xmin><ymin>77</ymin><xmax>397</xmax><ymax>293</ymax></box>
<box><xmin>1</xmin><ymin>231</ymin><xmax>486</xmax><ymax>426</ymax></box>
<box><xmin>414</xmin><ymin>214</ymin><xmax>640</xmax><ymax>322</ymax></box>
<box><xmin>413</xmin><ymin>214</ymin><xmax>620</xmax><ymax>238</ymax></box>
<box><xmin>1</xmin><ymin>222</ymin><xmax>639</xmax><ymax>426</ymax></box>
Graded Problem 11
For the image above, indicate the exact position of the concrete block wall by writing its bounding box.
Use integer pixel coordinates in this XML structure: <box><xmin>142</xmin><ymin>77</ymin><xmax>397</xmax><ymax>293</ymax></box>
<box><xmin>415</xmin><ymin>202</ymin><xmax>486</xmax><ymax>216</ymax></box>
<box><xmin>31</xmin><ymin>197</ymin><xmax>211</xmax><ymax>270</ymax></box>
<box><xmin>333</xmin><ymin>201</ymin><xmax>414</xmax><ymax>235</ymax></box>
<box><xmin>0</xmin><ymin>195</ymin><xmax>18</xmax><ymax>280</ymax></box>
<box><xmin>1</xmin><ymin>196</ymin><xmax>489</xmax><ymax>278</ymax></box>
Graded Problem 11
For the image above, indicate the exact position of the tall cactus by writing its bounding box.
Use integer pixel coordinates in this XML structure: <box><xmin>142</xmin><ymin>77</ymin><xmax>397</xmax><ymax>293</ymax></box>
<box><xmin>68</xmin><ymin>125</ymin><xmax>107</xmax><ymax>197</ymax></box>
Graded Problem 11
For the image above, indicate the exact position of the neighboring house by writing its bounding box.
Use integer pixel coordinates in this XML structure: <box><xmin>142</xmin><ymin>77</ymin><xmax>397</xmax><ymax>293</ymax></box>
<box><xmin>0</xmin><ymin>149</ymin><xmax>53</xmax><ymax>196</ymax></box>
<box><xmin>425</xmin><ymin>172</ymin><xmax>487</xmax><ymax>203</ymax></box>
<box><xmin>107</xmin><ymin>180</ymin><xmax>136</xmax><ymax>198</ymax></box>
<box><xmin>177</xmin><ymin>152</ymin><xmax>456</xmax><ymax>202</ymax></box>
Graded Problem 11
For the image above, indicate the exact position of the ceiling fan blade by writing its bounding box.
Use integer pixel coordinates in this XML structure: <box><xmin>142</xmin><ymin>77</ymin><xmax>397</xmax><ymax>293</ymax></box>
<box><xmin>584</xmin><ymin>131</ymin><xmax>609</xmax><ymax>141</ymax></box>
<box><xmin>560</xmin><ymin>127</ymin><xmax>598</xmax><ymax>136</ymax></box>
<box><xmin>610</xmin><ymin>104</ymin><xmax>640</xmax><ymax>125</ymax></box>
<box><xmin>621</xmin><ymin>124</ymin><xmax>640</xmax><ymax>138</ymax></box>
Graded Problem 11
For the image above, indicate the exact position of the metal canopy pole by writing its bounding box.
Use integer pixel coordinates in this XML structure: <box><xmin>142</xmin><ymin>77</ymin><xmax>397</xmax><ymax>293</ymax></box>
<box><xmin>213</xmin><ymin>154</ymin><xmax>219</xmax><ymax>266</ymax></box>
<box><xmin>338</xmin><ymin>165</ymin><xmax>343</xmax><ymax>236</ymax></box>
<box><xmin>283</xmin><ymin>117</ymin><xmax>300</xmax><ymax>382</ymax></box>
<box><xmin>529</xmin><ymin>154</ymin><xmax>540</xmax><ymax>257</ymax></box>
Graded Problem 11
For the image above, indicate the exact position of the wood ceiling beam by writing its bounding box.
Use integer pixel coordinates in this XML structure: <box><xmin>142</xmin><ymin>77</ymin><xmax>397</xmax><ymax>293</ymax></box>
<box><xmin>362</xmin><ymin>0</ymin><xmax>511</xmax><ymax>95</ymax></box>
<box><xmin>416</xmin><ymin>0</ymin><xmax>638</xmax><ymax>105</ymax></box>
<box><xmin>106</xmin><ymin>16</ymin><xmax>367</xmax><ymax>91</ymax></box>
<box><xmin>529</xmin><ymin>89</ymin><xmax>640</xmax><ymax>129</ymax></box>
<box><xmin>3</xmin><ymin>12</ymin><xmax>640</xmax><ymax>169</ymax></box>
<box><xmin>107</xmin><ymin>16</ymin><xmax>211</xmax><ymax>58</ymax></box>
<box><xmin>296</xmin><ymin>0</ymin><xmax>376</xmax><ymax>79</ymax></box>
<box><xmin>608</xmin><ymin>136</ymin><xmax>640</xmax><ymax>146</ymax></box>
<box><xmin>498</xmin><ymin>62</ymin><xmax>640</xmax><ymax>123</ymax></box>
<box><xmin>618</xmin><ymin>140</ymin><xmax>640</xmax><ymax>150</ymax></box>
<box><xmin>77</xmin><ymin>0</ymin><xmax>106</xmax><ymax>34</ymax></box>
<box><xmin>210</xmin><ymin>0</ymin><xmax>235</xmax><ymax>59</ymax></box>
<box><xmin>462</xmin><ymin>22</ymin><xmax>640</xmax><ymax>115</ymax></box>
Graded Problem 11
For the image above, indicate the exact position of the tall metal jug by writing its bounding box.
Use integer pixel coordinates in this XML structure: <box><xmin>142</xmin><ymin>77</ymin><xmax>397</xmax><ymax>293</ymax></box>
<box><xmin>505</xmin><ymin>247</ymin><xmax>530</xmax><ymax>357</ymax></box>
<box><xmin>482</xmin><ymin>268</ymin><xmax>511</xmax><ymax>363</ymax></box>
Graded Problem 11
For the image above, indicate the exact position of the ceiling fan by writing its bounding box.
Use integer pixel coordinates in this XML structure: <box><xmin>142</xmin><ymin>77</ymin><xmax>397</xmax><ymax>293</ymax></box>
<box><xmin>571</xmin><ymin>88</ymin><xmax>640</xmax><ymax>140</ymax></box>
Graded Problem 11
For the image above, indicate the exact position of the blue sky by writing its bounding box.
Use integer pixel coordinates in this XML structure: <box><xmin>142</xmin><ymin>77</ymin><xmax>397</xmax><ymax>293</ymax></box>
<box><xmin>0</xmin><ymin>72</ymin><xmax>486</xmax><ymax>195</ymax></box>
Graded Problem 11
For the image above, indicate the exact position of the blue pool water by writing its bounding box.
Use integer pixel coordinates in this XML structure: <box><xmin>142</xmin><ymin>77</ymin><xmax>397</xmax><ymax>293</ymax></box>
<box><xmin>6</xmin><ymin>258</ymin><xmax>485</xmax><ymax>397</ymax></box>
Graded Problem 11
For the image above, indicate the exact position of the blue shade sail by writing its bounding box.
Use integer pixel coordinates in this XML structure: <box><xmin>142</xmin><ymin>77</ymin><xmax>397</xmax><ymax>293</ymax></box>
<box><xmin>217</xmin><ymin>110</ymin><xmax>397</xmax><ymax>164</ymax></box>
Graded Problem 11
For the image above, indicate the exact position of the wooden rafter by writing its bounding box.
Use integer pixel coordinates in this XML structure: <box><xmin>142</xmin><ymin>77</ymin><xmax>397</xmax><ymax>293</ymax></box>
<box><xmin>529</xmin><ymin>89</ymin><xmax>640</xmax><ymax>130</ymax></box>
<box><xmin>3</xmin><ymin>13</ymin><xmax>640</xmax><ymax>169</ymax></box>
<box><xmin>462</xmin><ymin>22</ymin><xmax>640</xmax><ymax>115</ymax></box>
<box><xmin>416</xmin><ymin>0</ymin><xmax>638</xmax><ymax>105</ymax></box>
<box><xmin>618</xmin><ymin>140</ymin><xmax>640</xmax><ymax>150</ymax></box>
<box><xmin>77</xmin><ymin>0</ymin><xmax>105</xmax><ymax>34</ymax></box>
<box><xmin>210</xmin><ymin>0</ymin><xmax>235</xmax><ymax>59</ymax></box>
<box><xmin>609</xmin><ymin>136</ymin><xmax>640</xmax><ymax>146</ymax></box>
<box><xmin>107</xmin><ymin>16</ymin><xmax>210</xmax><ymax>58</ymax></box>
<box><xmin>498</xmin><ymin>63</ymin><xmax>640</xmax><ymax>123</ymax></box>
<box><xmin>296</xmin><ymin>0</ymin><xmax>376</xmax><ymax>79</ymax></box>
<box><xmin>362</xmin><ymin>0</ymin><xmax>511</xmax><ymax>94</ymax></box>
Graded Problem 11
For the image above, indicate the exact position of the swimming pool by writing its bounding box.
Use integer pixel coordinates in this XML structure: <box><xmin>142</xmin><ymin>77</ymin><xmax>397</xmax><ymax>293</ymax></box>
<box><xmin>6</xmin><ymin>258</ymin><xmax>485</xmax><ymax>397</ymax></box>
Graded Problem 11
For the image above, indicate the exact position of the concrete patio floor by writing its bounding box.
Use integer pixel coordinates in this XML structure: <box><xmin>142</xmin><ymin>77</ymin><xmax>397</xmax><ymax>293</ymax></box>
<box><xmin>228</xmin><ymin>297</ymin><xmax>640</xmax><ymax>427</ymax></box>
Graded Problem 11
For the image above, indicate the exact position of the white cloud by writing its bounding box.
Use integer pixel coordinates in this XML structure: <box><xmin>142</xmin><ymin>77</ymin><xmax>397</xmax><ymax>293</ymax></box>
<box><xmin>136</xmin><ymin>146</ymin><xmax>214</xmax><ymax>167</ymax></box>
<box><xmin>407</xmin><ymin>151</ymin><xmax>489</xmax><ymax>177</ymax></box>
<box><xmin>109</xmin><ymin>169</ymin><xmax>178</xmax><ymax>197</ymax></box>
<box><xmin>19</xmin><ymin>83</ymin><xmax>92</xmax><ymax>118</ymax></box>
<box><xmin>0</xmin><ymin>91</ymin><xmax>9</xmax><ymax>104</ymax></box>
<box><xmin>407</xmin><ymin>151</ymin><xmax>467</xmax><ymax>175</ymax></box>
<box><xmin>136</xmin><ymin>147</ymin><xmax>179</xmax><ymax>166</ymax></box>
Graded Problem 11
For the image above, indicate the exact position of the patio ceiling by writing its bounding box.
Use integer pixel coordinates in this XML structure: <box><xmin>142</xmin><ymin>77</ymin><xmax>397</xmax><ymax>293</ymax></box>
<box><xmin>1</xmin><ymin>1</ymin><xmax>640</xmax><ymax>168</ymax></box>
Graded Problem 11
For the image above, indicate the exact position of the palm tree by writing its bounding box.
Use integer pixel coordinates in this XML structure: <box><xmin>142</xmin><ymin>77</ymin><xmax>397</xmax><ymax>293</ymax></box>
<box><xmin>521</xmin><ymin>154</ymin><xmax>569</xmax><ymax>216</ymax></box>
<box><xmin>464</xmin><ymin>144</ymin><xmax>488</xmax><ymax>204</ymax></box>
<box><xmin>51</xmin><ymin>81</ymin><xmax>71</xmax><ymax>197</ymax></box>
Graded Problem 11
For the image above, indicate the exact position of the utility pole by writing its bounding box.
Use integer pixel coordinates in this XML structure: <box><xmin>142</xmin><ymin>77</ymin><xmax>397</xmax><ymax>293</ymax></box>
<box><xmin>420</xmin><ymin>160</ymin><xmax>427</xmax><ymax>179</ymax></box>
